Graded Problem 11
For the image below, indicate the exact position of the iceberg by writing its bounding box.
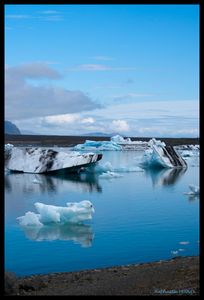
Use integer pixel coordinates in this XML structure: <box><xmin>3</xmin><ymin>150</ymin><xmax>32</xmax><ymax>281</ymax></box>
<box><xmin>184</xmin><ymin>184</ymin><xmax>199</xmax><ymax>196</ymax></box>
<box><xmin>74</xmin><ymin>140</ymin><xmax>122</xmax><ymax>151</ymax></box>
<box><xmin>17</xmin><ymin>200</ymin><xmax>95</xmax><ymax>226</ymax></box>
<box><xmin>140</xmin><ymin>138</ymin><xmax>187</xmax><ymax>169</ymax></box>
<box><xmin>111</xmin><ymin>135</ymin><xmax>149</xmax><ymax>149</ymax></box>
<box><xmin>5</xmin><ymin>146</ymin><xmax>102</xmax><ymax>174</ymax></box>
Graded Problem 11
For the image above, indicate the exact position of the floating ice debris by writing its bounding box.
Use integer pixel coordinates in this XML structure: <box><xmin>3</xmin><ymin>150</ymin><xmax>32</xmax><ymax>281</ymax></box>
<box><xmin>184</xmin><ymin>185</ymin><xmax>199</xmax><ymax>196</ymax></box>
<box><xmin>32</xmin><ymin>179</ymin><xmax>42</xmax><ymax>184</ymax></box>
<box><xmin>179</xmin><ymin>241</ymin><xmax>189</xmax><ymax>245</ymax></box>
<box><xmin>20</xmin><ymin>223</ymin><xmax>94</xmax><ymax>247</ymax></box>
<box><xmin>99</xmin><ymin>171</ymin><xmax>123</xmax><ymax>179</ymax></box>
<box><xmin>189</xmin><ymin>184</ymin><xmax>199</xmax><ymax>195</ymax></box>
<box><xmin>74</xmin><ymin>140</ymin><xmax>122</xmax><ymax>151</ymax></box>
<box><xmin>17</xmin><ymin>200</ymin><xmax>95</xmax><ymax>226</ymax></box>
<box><xmin>171</xmin><ymin>250</ymin><xmax>179</xmax><ymax>255</ymax></box>
<box><xmin>178</xmin><ymin>249</ymin><xmax>185</xmax><ymax>252</ymax></box>
<box><xmin>17</xmin><ymin>211</ymin><xmax>43</xmax><ymax>227</ymax></box>
<box><xmin>5</xmin><ymin>143</ymin><xmax>14</xmax><ymax>151</ymax></box>
<box><xmin>5</xmin><ymin>147</ymin><xmax>102</xmax><ymax>173</ymax></box>
<box><xmin>140</xmin><ymin>138</ymin><xmax>187</xmax><ymax>169</ymax></box>
<box><xmin>114</xmin><ymin>166</ymin><xmax>144</xmax><ymax>173</ymax></box>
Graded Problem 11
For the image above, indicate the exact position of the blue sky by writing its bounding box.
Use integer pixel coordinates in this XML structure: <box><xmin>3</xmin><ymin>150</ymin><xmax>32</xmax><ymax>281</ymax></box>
<box><xmin>5</xmin><ymin>4</ymin><xmax>199</xmax><ymax>137</ymax></box>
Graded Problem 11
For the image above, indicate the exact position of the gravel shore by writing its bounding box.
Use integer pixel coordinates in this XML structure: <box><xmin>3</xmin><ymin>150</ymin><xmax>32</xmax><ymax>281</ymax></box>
<box><xmin>5</xmin><ymin>256</ymin><xmax>199</xmax><ymax>296</ymax></box>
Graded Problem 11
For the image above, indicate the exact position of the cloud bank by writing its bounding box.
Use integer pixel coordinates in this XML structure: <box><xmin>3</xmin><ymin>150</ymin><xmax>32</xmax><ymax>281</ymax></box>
<box><xmin>5</xmin><ymin>63</ymin><xmax>101</xmax><ymax>120</ymax></box>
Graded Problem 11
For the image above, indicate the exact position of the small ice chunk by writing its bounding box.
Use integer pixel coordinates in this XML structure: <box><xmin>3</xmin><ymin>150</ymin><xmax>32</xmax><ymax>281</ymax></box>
<box><xmin>171</xmin><ymin>250</ymin><xmax>179</xmax><ymax>255</ymax></box>
<box><xmin>99</xmin><ymin>171</ymin><xmax>123</xmax><ymax>179</ymax></box>
<box><xmin>184</xmin><ymin>185</ymin><xmax>199</xmax><ymax>196</ymax></box>
<box><xmin>179</xmin><ymin>241</ymin><xmax>189</xmax><ymax>245</ymax></box>
<box><xmin>32</xmin><ymin>179</ymin><xmax>42</xmax><ymax>184</ymax></box>
<box><xmin>178</xmin><ymin>249</ymin><xmax>185</xmax><ymax>252</ymax></box>
<box><xmin>188</xmin><ymin>184</ymin><xmax>199</xmax><ymax>194</ymax></box>
<box><xmin>17</xmin><ymin>211</ymin><xmax>43</xmax><ymax>227</ymax></box>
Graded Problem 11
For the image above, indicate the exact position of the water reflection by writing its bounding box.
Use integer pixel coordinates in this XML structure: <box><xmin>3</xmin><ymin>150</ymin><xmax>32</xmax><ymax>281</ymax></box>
<box><xmin>145</xmin><ymin>167</ymin><xmax>187</xmax><ymax>187</ymax></box>
<box><xmin>5</xmin><ymin>171</ymin><xmax>102</xmax><ymax>194</ymax></box>
<box><xmin>19</xmin><ymin>223</ymin><xmax>94</xmax><ymax>247</ymax></box>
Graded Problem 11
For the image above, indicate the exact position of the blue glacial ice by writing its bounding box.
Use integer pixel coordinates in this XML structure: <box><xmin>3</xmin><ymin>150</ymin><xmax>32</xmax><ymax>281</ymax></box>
<box><xmin>74</xmin><ymin>140</ymin><xmax>122</xmax><ymax>151</ymax></box>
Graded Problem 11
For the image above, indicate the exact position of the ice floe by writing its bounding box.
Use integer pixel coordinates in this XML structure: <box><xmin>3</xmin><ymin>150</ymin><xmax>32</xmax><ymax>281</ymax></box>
<box><xmin>5</xmin><ymin>146</ymin><xmax>102</xmax><ymax>173</ymax></box>
<box><xmin>74</xmin><ymin>135</ymin><xmax>149</xmax><ymax>151</ymax></box>
<box><xmin>85</xmin><ymin>160</ymin><xmax>144</xmax><ymax>181</ymax></box>
<box><xmin>184</xmin><ymin>184</ymin><xmax>199</xmax><ymax>196</ymax></box>
<box><xmin>179</xmin><ymin>241</ymin><xmax>190</xmax><ymax>245</ymax></box>
<box><xmin>140</xmin><ymin>138</ymin><xmax>187</xmax><ymax>169</ymax></box>
<box><xmin>99</xmin><ymin>171</ymin><xmax>123</xmax><ymax>179</ymax></box>
<box><xmin>17</xmin><ymin>200</ymin><xmax>95</xmax><ymax>226</ymax></box>
<box><xmin>74</xmin><ymin>140</ymin><xmax>122</xmax><ymax>151</ymax></box>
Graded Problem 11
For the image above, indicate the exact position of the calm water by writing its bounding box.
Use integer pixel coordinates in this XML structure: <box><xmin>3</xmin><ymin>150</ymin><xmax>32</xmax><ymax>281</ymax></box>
<box><xmin>5</xmin><ymin>149</ymin><xmax>200</xmax><ymax>277</ymax></box>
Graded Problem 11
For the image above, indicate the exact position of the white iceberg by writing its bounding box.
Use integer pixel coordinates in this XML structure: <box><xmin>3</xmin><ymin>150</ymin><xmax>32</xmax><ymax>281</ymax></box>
<box><xmin>110</xmin><ymin>135</ymin><xmax>149</xmax><ymax>150</ymax></box>
<box><xmin>17</xmin><ymin>200</ymin><xmax>95</xmax><ymax>226</ymax></box>
<box><xmin>5</xmin><ymin>146</ymin><xmax>102</xmax><ymax>173</ymax></box>
<box><xmin>111</xmin><ymin>135</ymin><xmax>132</xmax><ymax>144</ymax></box>
<box><xmin>140</xmin><ymin>138</ymin><xmax>187</xmax><ymax>169</ymax></box>
<box><xmin>184</xmin><ymin>184</ymin><xmax>199</xmax><ymax>196</ymax></box>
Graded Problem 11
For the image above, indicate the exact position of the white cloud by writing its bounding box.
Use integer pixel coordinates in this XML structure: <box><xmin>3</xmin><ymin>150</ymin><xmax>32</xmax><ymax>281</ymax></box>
<box><xmin>66</xmin><ymin>64</ymin><xmax>138</xmax><ymax>72</ymax></box>
<box><xmin>81</xmin><ymin>117</ymin><xmax>95</xmax><ymax>124</ymax></box>
<box><xmin>91</xmin><ymin>56</ymin><xmax>114</xmax><ymax>61</ymax></box>
<box><xmin>39</xmin><ymin>10</ymin><xmax>60</xmax><ymax>15</ymax></box>
<box><xmin>111</xmin><ymin>120</ymin><xmax>130</xmax><ymax>132</ymax></box>
<box><xmin>6</xmin><ymin>14</ymin><xmax>31</xmax><ymax>19</ymax></box>
<box><xmin>5</xmin><ymin>63</ymin><xmax>101</xmax><ymax>120</ymax></box>
<box><xmin>44</xmin><ymin>114</ymin><xmax>80</xmax><ymax>124</ymax></box>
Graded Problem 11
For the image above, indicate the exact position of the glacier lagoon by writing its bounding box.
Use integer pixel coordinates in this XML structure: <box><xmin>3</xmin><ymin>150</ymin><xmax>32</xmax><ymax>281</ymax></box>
<box><xmin>5</xmin><ymin>148</ymin><xmax>199</xmax><ymax>276</ymax></box>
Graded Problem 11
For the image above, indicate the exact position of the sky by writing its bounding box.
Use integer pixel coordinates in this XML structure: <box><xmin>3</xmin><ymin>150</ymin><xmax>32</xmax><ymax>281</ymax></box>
<box><xmin>5</xmin><ymin>4</ymin><xmax>199</xmax><ymax>137</ymax></box>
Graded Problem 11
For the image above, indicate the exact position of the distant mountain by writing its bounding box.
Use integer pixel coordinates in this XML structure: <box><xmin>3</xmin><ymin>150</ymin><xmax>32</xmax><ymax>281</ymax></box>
<box><xmin>5</xmin><ymin>121</ymin><xmax>21</xmax><ymax>135</ymax></box>
<box><xmin>82</xmin><ymin>132</ymin><xmax>116</xmax><ymax>137</ymax></box>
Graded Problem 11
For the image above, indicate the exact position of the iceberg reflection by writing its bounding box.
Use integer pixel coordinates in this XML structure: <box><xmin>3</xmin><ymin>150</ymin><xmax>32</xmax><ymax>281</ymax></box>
<box><xmin>19</xmin><ymin>223</ymin><xmax>94</xmax><ymax>247</ymax></box>
<box><xmin>145</xmin><ymin>167</ymin><xmax>186</xmax><ymax>187</ymax></box>
<box><xmin>5</xmin><ymin>172</ymin><xmax>102</xmax><ymax>194</ymax></box>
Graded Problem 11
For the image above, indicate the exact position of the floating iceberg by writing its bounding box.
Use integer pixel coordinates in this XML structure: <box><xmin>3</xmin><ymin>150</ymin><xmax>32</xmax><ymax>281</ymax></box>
<box><xmin>85</xmin><ymin>161</ymin><xmax>144</xmax><ymax>176</ymax></box>
<box><xmin>184</xmin><ymin>184</ymin><xmax>199</xmax><ymax>196</ymax></box>
<box><xmin>99</xmin><ymin>171</ymin><xmax>123</xmax><ymax>179</ymax></box>
<box><xmin>140</xmin><ymin>138</ymin><xmax>187</xmax><ymax>169</ymax></box>
<box><xmin>74</xmin><ymin>140</ymin><xmax>122</xmax><ymax>151</ymax></box>
<box><xmin>111</xmin><ymin>135</ymin><xmax>132</xmax><ymax>144</ymax></box>
<box><xmin>111</xmin><ymin>135</ymin><xmax>149</xmax><ymax>149</ymax></box>
<box><xmin>5</xmin><ymin>146</ymin><xmax>102</xmax><ymax>174</ymax></box>
<box><xmin>74</xmin><ymin>136</ymin><xmax>149</xmax><ymax>151</ymax></box>
<box><xmin>17</xmin><ymin>200</ymin><xmax>95</xmax><ymax>226</ymax></box>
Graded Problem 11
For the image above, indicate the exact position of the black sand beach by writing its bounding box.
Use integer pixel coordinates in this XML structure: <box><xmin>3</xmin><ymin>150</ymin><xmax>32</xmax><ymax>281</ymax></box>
<box><xmin>5</xmin><ymin>256</ymin><xmax>199</xmax><ymax>296</ymax></box>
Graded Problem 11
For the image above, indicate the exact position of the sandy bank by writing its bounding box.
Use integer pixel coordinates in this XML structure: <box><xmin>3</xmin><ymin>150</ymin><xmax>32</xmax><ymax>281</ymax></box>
<box><xmin>5</xmin><ymin>256</ymin><xmax>199</xmax><ymax>296</ymax></box>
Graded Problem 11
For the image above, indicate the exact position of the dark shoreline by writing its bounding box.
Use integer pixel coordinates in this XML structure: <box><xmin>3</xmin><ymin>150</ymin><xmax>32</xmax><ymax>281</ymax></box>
<box><xmin>5</xmin><ymin>256</ymin><xmax>199</xmax><ymax>296</ymax></box>
<box><xmin>5</xmin><ymin>134</ymin><xmax>199</xmax><ymax>147</ymax></box>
